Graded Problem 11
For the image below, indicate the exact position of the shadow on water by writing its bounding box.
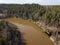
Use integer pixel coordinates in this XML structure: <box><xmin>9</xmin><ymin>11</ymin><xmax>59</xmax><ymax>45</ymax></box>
<box><xmin>0</xmin><ymin>21</ymin><xmax>27</xmax><ymax>45</ymax></box>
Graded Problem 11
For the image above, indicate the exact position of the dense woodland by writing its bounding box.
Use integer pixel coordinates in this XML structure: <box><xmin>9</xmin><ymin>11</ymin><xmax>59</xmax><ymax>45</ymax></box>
<box><xmin>0</xmin><ymin>4</ymin><xmax>60</xmax><ymax>28</ymax></box>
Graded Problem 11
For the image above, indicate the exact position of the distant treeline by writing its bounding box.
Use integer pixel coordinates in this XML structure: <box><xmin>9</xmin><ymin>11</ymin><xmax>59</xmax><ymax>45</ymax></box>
<box><xmin>0</xmin><ymin>4</ymin><xmax>60</xmax><ymax>28</ymax></box>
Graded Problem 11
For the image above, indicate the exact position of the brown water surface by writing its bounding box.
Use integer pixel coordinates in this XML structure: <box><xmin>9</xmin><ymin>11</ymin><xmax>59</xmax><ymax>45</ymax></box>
<box><xmin>13</xmin><ymin>23</ymin><xmax>54</xmax><ymax>45</ymax></box>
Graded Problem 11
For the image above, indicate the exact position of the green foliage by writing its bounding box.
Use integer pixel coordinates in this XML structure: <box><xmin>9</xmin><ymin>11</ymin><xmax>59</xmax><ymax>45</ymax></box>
<box><xmin>0</xmin><ymin>4</ymin><xmax>60</xmax><ymax>27</ymax></box>
<box><xmin>0</xmin><ymin>21</ymin><xmax>8</xmax><ymax>45</ymax></box>
<box><xmin>0</xmin><ymin>21</ymin><xmax>4</xmax><ymax>31</ymax></box>
<box><xmin>0</xmin><ymin>21</ymin><xmax>4</xmax><ymax>26</ymax></box>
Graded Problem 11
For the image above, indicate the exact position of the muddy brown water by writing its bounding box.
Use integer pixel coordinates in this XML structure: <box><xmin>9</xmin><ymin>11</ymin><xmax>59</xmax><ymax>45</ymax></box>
<box><xmin>11</xmin><ymin>23</ymin><xmax>54</xmax><ymax>45</ymax></box>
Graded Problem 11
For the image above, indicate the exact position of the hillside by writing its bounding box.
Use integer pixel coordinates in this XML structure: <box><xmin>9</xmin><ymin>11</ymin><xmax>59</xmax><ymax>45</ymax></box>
<box><xmin>0</xmin><ymin>4</ymin><xmax>60</xmax><ymax>28</ymax></box>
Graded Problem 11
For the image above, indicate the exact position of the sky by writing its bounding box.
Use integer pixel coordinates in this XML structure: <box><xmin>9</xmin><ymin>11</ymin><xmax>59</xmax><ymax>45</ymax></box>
<box><xmin>0</xmin><ymin>0</ymin><xmax>60</xmax><ymax>5</ymax></box>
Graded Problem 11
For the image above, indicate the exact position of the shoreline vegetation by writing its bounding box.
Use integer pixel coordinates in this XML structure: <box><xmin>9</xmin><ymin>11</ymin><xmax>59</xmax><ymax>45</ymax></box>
<box><xmin>0</xmin><ymin>20</ymin><xmax>26</xmax><ymax>45</ymax></box>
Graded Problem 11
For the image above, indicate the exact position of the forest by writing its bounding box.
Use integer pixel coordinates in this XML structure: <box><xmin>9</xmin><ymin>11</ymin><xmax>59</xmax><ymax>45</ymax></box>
<box><xmin>0</xmin><ymin>4</ymin><xmax>60</xmax><ymax>28</ymax></box>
